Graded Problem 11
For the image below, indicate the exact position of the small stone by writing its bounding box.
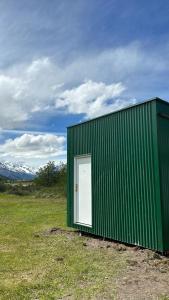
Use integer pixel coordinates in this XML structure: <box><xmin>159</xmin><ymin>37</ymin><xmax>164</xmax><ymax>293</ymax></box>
<box><xmin>50</xmin><ymin>227</ymin><xmax>59</xmax><ymax>233</ymax></box>
<box><xmin>116</xmin><ymin>245</ymin><xmax>126</xmax><ymax>251</ymax></box>
<box><xmin>133</xmin><ymin>246</ymin><xmax>141</xmax><ymax>251</ymax></box>
<box><xmin>153</xmin><ymin>252</ymin><xmax>162</xmax><ymax>260</ymax></box>
<box><xmin>34</xmin><ymin>233</ymin><xmax>40</xmax><ymax>238</ymax></box>
<box><xmin>159</xmin><ymin>268</ymin><xmax>167</xmax><ymax>273</ymax></box>
<box><xmin>126</xmin><ymin>259</ymin><xmax>138</xmax><ymax>266</ymax></box>
<box><xmin>55</xmin><ymin>257</ymin><xmax>64</xmax><ymax>262</ymax></box>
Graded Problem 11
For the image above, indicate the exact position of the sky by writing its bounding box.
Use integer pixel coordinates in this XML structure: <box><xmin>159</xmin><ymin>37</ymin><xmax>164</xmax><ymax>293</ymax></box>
<box><xmin>1</xmin><ymin>0</ymin><xmax>169</xmax><ymax>167</ymax></box>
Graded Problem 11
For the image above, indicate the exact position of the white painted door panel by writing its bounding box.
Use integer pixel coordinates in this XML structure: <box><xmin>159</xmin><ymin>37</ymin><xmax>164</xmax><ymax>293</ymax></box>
<box><xmin>74</xmin><ymin>156</ymin><xmax>92</xmax><ymax>226</ymax></box>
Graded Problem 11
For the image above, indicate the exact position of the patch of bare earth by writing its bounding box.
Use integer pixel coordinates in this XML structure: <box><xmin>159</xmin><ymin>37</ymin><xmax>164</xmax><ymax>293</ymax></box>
<box><xmin>115</xmin><ymin>248</ymin><xmax>169</xmax><ymax>300</ymax></box>
<box><xmin>38</xmin><ymin>228</ymin><xmax>169</xmax><ymax>299</ymax></box>
<box><xmin>75</xmin><ymin>234</ymin><xmax>169</xmax><ymax>299</ymax></box>
<box><xmin>34</xmin><ymin>227</ymin><xmax>77</xmax><ymax>240</ymax></box>
<box><xmin>83</xmin><ymin>236</ymin><xmax>169</xmax><ymax>299</ymax></box>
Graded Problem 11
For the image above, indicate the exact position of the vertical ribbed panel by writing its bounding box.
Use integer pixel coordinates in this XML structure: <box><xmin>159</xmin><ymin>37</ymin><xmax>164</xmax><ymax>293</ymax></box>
<box><xmin>67</xmin><ymin>100</ymin><xmax>163</xmax><ymax>251</ymax></box>
<box><xmin>157</xmin><ymin>113</ymin><xmax>169</xmax><ymax>251</ymax></box>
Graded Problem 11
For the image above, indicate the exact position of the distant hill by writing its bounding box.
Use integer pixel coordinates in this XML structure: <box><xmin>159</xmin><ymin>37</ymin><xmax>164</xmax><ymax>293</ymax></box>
<box><xmin>0</xmin><ymin>174</ymin><xmax>9</xmax><ymax>181</ymax></box>
<box><xmin>0</xmin><ymin>161</ymin><xmax>36</xmax><ymax>180</ymax></box>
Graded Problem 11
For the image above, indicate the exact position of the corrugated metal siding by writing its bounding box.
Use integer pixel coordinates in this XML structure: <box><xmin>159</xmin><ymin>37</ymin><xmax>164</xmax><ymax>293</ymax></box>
<box><xmin>157</xmin><ymin>112</ymin><xmax>169</xmax><ymax>251</ymax></box>
<box><xmin>67</xmin><ymin>100</ymin><xmax>163</xmax><ymax>251</ymax></box>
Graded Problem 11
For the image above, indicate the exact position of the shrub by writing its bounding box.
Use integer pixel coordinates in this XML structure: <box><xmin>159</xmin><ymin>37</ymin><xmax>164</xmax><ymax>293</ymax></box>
<box><xmin>0</xmin><ymin>182</ymin><xmax>6</xmax><ymax>192</ymax></box>
<box><xmin>57</xmin><ymin>163</ymin><xmax>67</xmax><ymax>195</ymax></box>
<box><xmin>34</xmin><ymin>161</ymin><xmax>67</xmax><ymax>195</ymax></box>
<box><xmin>7</xmin><ymin>183</ymin><xmax>36</xmax><ymax>196</ymax></box>
<box><xmin>34</xmin><ymin>161</ymin><xmax>58</xmax><ymax>187</ymax></box>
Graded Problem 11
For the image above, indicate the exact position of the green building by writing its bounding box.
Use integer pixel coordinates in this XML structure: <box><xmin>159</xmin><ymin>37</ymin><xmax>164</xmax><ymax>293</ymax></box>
<box><xmin>67</xmin><ymin>97</ymin><xmax>169</xmax><ymax>252</ymax></box>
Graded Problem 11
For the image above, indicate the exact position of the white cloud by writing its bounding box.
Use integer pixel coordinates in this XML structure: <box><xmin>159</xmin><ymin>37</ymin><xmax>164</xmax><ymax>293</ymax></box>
<box><xmin>0</xmin><ymin>42</ymin><xmax>169</xmax><ymax>129</ymax></box>
<box><xmin>55</xmin><ymin>80</ymin><xmax>127</xmax><ymax>118</ymax></box>
<box><xmin>0</xmin><ymin>133</ymin><xmax>66</xmax><ymax>159</ymax></box>
<box><xmin>61</xmin><ymin>42</ymin><xmax>169</xmax><ymax>85</ymax></box>
<box><xmin>0</xmin><ymin>56</ymin><xmax>129</xmax><ymax>127</ymax></box>
<box><xmin>0</xmin><ymin>57</ymin><xmax>63</xmax><ymax>129</ymax></box>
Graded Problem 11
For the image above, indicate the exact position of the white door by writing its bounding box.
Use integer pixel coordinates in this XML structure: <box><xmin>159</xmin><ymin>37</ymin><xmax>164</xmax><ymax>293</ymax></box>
<box><xmin>74</xmin><ymin>156</ymin><xmax>92</xmax><ymax>227</ymax></box>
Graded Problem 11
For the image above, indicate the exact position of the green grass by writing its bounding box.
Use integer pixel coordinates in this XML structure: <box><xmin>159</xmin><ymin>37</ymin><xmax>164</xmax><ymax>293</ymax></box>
<box><xmin>0</xmin><ymin>193</ymin><xmax>126</xmax><ymax>300</ymax></box>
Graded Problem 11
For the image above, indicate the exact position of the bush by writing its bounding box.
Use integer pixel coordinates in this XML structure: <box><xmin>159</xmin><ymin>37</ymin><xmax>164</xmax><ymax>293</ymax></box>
<box><xmin>33</xmin><ymin>161</ymin><xmax>67</xmax><ymax>197</ymax></box>
<box><xmin>34</xmin><ymin>161</ymin><xmax>67</xmax><ymax>190</ymax></box>
<box><xmin>35</xmin><ymin>161</ymin><xmax>58</xmax><ymax>187</ymax></box>
<box><xmin>0</xmin><ymin>182</ymin><xmax>6</xmax><ymax>192</ymax></box>
<box><xmin>57</xmin><ymin>163</ymin><xmax>67</xmax><ymax>195</ymax></box>
<box><xmin>7</xmin><ymin>183</ymin><xmax>36</xmax><ymax>196</ymax></box>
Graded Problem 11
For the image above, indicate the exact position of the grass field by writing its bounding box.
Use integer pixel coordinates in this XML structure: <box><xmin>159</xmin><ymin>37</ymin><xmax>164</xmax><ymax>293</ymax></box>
<box><xmin>0</xmin><ymin>192</ymin><xmax>169</xmax><ymax>300</ymax></box>
<box><xmin>0</xmin><ymin>192</ymin><xmax>126</xmax><ymax>300</ymax></box>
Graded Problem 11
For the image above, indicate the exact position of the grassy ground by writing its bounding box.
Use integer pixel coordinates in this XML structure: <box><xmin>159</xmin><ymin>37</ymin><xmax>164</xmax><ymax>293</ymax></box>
<box><xmin>1</xmin><ymin>192</ymin><xmax>169</xmax><ymax>300</ymax></box>
<box><xmin>0</xmin><ymin>193</ymin><xmax>126</xmax><ymax>300</ymax></box>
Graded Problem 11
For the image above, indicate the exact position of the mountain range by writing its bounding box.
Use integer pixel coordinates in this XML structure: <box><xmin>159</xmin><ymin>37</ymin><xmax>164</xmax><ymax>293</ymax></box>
<box><xmin>0</xmin><ymin>161</ymin><xmax>36</xmax><ymax>180</ymax></box>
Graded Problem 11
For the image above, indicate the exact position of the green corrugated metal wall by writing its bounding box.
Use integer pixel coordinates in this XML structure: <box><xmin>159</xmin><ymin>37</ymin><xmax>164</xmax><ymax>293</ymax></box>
<box><xmin>67</xmin><ymin>99</ymin><xmax>166</xmax><ymax>251</ymax></box>
<box><xmin>157</xmin><ymin>101</ymin><xmax>169</xmax><ymax>251</ymax></box>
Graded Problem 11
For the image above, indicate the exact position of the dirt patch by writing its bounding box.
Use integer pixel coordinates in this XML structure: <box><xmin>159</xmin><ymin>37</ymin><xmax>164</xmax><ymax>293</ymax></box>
<box><xmin>80</xmin><ymin>234</ymin><xmax>169</xmax><ymax>299</ymax></box>
<box><xmin>82</xmin><ymin>236</ymin><xmax>128</xmax><ymax>251</ymax></box>
<box><xmin>81</xmin><ymin>234</ymin><xmax>169</xmax><ymax>298</ymax></box>
<box><xmin>34</xmin><ymin>228</ymin><xmax>169</xmax><ymax>299</ymax></box>
<box><xmin>46</xmin><ymin>227</ymin><xmax>79</xmax><ymax>238</ymax></box>
<box><xmin>47</xmin><ymin>227</ymin><xmax>70</xmax><ymax>235</ymax></box>
<box><xmin>34</xmin><ymin>227</ymin><xmax>79</xmax><ymax>239</ymax></box>
<box><xmin>116</xmin><ymin>248</ymin><xmax>169</xmax><ymax>300</ymax></box>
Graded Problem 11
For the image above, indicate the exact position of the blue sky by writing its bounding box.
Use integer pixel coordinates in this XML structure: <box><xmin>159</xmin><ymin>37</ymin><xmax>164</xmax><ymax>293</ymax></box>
<box><xmin>0</xmin><ymin>0</ymin><xmax>169</xmax><ymax>167</ymax></box>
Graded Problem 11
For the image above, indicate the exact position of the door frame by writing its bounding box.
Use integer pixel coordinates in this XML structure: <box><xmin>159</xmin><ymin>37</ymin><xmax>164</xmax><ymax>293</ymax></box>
<box><xmin>74</xmin><ymin>154</ymin><xmax>92</xmax><ymax>227</ymax></box>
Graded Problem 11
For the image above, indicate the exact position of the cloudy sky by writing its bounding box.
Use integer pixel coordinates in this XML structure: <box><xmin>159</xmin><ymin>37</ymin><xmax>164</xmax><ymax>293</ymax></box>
<box><xmin>1</xmin><ymin>0</ymin><xmax>169</xmax><ymax>167</ymax></box>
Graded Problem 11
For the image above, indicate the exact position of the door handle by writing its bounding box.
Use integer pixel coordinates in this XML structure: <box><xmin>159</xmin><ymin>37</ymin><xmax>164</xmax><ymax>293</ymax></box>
<box><xmin>75</xmin><ymin>184</ymin><xmax>78</xmax><ymax>192</ymax></box>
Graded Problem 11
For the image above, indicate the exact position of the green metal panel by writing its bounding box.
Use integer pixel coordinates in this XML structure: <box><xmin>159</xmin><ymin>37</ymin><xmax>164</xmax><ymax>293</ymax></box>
<box><xmin>157</xmin><ymin>100</ymin><xmax>169</xmax><ymax>251</ymax></box>
<box><xmin>67</xmin><ymin>99</ymin><xmax>164</xmax><ymax>251</ymax></box>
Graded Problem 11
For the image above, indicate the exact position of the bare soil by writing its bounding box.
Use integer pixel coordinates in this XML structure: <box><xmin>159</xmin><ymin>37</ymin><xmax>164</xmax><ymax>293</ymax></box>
<box><xmin>44</xmin><ymin>228</ymin><xmax>169</xmax><ymax>300</ymax></box>
<box><xmin>85</xmin><ymin>234</ymin><xmax>169</xmax><ymax>299</ymax></box>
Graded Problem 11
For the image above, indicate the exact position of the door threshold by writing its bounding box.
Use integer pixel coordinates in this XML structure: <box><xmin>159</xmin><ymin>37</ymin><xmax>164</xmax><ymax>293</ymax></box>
<box><xmin>74</xmin><ymin>222</ymin><xmax>92</xmax><ymax>228</ymax></box>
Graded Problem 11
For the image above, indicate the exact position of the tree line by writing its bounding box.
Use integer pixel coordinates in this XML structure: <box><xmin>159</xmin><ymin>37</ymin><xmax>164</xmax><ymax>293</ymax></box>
<box><xmin>35</xmin><ymin>161</ymin><xmax>67</xmax><ymax>187</ymax></box>
<box><xmin>0</xmin><ymin>161</ymin><xmax>67</xmax><ymax>195</ymax></box>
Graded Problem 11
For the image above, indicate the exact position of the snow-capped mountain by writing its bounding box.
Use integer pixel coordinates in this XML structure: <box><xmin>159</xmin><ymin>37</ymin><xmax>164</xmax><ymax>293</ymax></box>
<box><xmin>0</xmin><ymin>161</ymin><xmax>36</xmax><ymax>180</ymax></box>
